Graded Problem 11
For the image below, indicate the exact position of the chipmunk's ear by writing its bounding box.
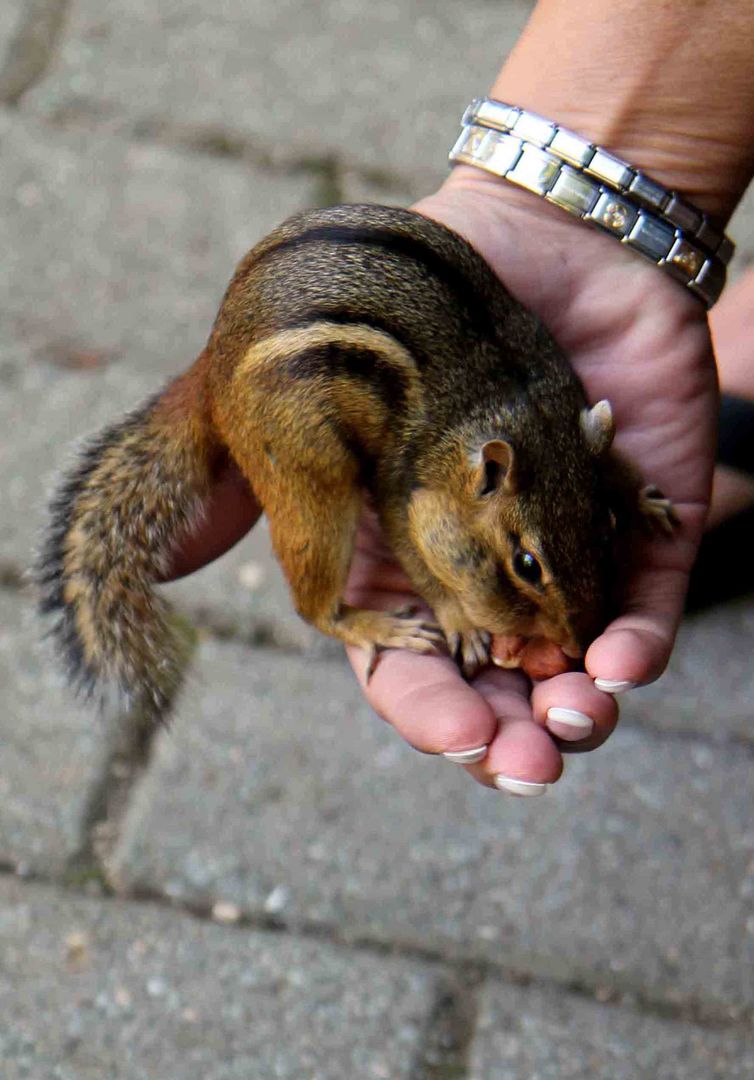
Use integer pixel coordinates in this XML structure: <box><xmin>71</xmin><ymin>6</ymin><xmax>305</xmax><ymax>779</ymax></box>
<box><xmin>477</xmin><ymin>439</ymin><xmax>518</xmax><ymax>496</ymax></box>
<box><xmin>581</xmin><ymin>400</ymin><xmax>615</xmax><ymax>455</ymax></box>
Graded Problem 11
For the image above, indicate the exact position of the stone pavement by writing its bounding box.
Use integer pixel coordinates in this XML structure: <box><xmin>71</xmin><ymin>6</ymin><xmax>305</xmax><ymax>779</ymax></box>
<box><xmin>1</xmin><ymin>2</ymin><xmax>754</xmax><ymax>1077</ymax></box>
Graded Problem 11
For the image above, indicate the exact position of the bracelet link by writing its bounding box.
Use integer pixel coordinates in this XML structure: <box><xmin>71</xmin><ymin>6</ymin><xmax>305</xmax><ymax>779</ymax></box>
<box><xmin>506</xmin><ymin>144</ymin><xmax>561</xmax><ymax>196</ymax></box>
<box><xmin>627</xmin><ymin>214</ymin><xmax>676</xmax><ymax>261</ymax></box>
<box><xmin>586</xmin><ymin>150</ymin><xmax>633</xmax><ymax>189</ymax></box>
<box><xmin>628</xmin><ymin>172</ymin><xmax>668</xmax><ymax>212</ymax></box>
<box><xmin>451</xmin><ymin>125</ymin><xmax>523</xmax><ymax>176</ymax></box>
<box><xmin>588</xmin><ymin>192</ymin><xmax>639</xmax><ymax>238</ymax></box>
<box><xmin>546</xmin><ymin>166</ymin><xmax>600</xmax><ymax>215</ymax></box>
<box><xmin>549</xmin><ymin>128</ymin><xmax>593</xmax><ymax>168</ymax></box>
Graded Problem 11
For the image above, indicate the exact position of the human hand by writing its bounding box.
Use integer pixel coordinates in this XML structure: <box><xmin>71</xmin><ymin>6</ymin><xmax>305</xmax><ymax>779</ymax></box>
<box><xmin>340</xmin><ymin>169</ymin><xmax>716</xmax><ymax>793</ymax></box>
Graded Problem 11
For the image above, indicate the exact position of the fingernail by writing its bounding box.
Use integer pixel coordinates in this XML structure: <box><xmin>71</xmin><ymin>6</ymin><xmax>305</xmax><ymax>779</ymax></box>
<box><xmin>546</xmin><ymin>707</ymin><xmax>594</xmax><ymax>741</ymax></box>
<box><xmin>594</xmin><ymin>678</ymin><xmax>635</xmax><ymax>694</ymax></box>
<box><xmin>493</xmin><ymin>775</ymin><xmax>548</xmax><ymax>797</ymax></box>
<box><xmin>443</xmin><ymin>745</ymin><xmax>489</xmax><ymax>765</ymax></box>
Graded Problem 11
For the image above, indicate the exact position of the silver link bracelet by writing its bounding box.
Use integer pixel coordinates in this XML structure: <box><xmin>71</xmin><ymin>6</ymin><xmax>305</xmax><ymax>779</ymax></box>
<box><xmin>449</xmin><ymin>99</ymin><xmax>733</xmax><ymax>307</ymax></box>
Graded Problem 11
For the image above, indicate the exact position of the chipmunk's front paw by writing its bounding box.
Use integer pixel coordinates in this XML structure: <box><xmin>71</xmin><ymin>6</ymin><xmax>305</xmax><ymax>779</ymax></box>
<box><xmin>639</xmin><ymin>484</ymin><xmax>679</xmax><ymax>536</ymax></box>
<box><xmin>445</xmin><ymin>628</ymin><xmax>492</xmax><ymax>679</ymax></box>
<box><xmin>432</xmin><ymin>598</ymin><xmax>492</xmax><ymax>678</ymax></box>
<box><xmin>339</xmin><ymin>607</ymin><xmax>444</xmax><ymax>680</ymax></box>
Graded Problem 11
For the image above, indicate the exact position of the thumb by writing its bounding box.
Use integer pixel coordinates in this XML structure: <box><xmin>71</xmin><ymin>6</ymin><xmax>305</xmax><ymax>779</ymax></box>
<box><xmin>162</xmin><ymin>460</ymin><xmax>262</xmax><ymax>581</ymax></box>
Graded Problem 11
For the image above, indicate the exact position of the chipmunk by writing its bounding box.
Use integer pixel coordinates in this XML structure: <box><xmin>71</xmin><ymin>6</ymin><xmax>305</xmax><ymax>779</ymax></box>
<box><xmin>36</xmin><ymin>203</ymin><xmax>676</xmax><ymax>724</ymax></box>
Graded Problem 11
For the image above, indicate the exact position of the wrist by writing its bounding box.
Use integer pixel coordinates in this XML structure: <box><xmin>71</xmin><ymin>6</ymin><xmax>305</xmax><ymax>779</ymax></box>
<box><xmin>491</xmin><ymin>0</ymin><xmax>754</xmax><ymax>223</ymax></box>
<box><xmin>417</xmin><ymin>167</ymin><xmax>707</xmax><ymax>331</ymax></box>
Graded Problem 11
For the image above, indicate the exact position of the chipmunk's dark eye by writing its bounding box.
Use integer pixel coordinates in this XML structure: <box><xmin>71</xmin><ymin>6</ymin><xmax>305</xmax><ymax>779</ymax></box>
<box><xmin>513</xmin><ymin>549</ymin><xmax>542</xmax><ymax>586</ymax></box>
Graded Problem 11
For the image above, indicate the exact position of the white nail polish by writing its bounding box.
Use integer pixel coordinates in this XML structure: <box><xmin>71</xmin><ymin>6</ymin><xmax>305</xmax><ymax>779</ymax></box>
<box><xmin>443</xmin><ymin>745</ymin><xmax>488</xmax><ymax>765</ymax></box>
<box><xmin>546</xmin><ymin>707</ymin><xmax>594</xmax><ymax>740</ymax></box>
<box><xmin>594</xmin><ymin>678</ymin><xmax>635</xmax><ymax>694</ymax></box>
<box><xmin>493</xmin><ymin>776</ymin><xmax>548</xmax><ymax>797</ymax></box>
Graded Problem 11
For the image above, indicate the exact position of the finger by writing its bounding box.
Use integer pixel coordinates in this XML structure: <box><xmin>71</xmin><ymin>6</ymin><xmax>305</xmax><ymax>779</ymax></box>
<box><xmin>466</xmin><ymin>667</ymin><xmax>563</xmax><ymax>792</ymax></box>
<box><xmin>586</xmin><ymin>565</ymin><xmax>688</xmax><ymax>690</ymax></box>
<box><xmin>163</xmin><ymin>461</ymin><xmax>262</xmax><ymax>581</ymax></box>
<box><xmin>709</xmin><ymin>266</ymin><xmax>754</xmax><ymax>384</ymax></box>
<box><xmin>466</xmin><ymin>719</ymin><xmax>563</xmax><ymax>794</ymax></box>
<box><xmin>586</xmin><ymin>501</ymin><xmax>706</xmax><ymax>689</ymax></box>
<box><xmin>351</xmin><ymin>646</ymin><xmax>565</xmax><ymax>794</ymax></box>
<box><xmin>531</xmin><ymin>671</ymin><xmax>619</xmax><ymax>752</ymax></box>
<box><xmin>348</xmin><ymin>644</ymin><xmax>500</xmax><ymax>757</ymax></box>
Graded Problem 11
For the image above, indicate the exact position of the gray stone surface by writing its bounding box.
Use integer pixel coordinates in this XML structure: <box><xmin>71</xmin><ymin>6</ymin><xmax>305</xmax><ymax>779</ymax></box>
<box><xmin>624</xmin><ymin>599</ymin><xmax>754</xmax><ymax>744</ymax></box>
<box><xmin>0</xmin><ymin>110</ymin><xmax>317</xmax><ymax>384</ymax></box>
<box><xmin>23</xmin><ymin>0</ymin><xmax>534</xmax><ymax>193</ymax></box>
<box><xmin>340</xmin><ymin>169</ymin><xmax>415</xmax><ymax>210</ymax></box>
<box><xmin>0</xmin><ymin>2</ymin><xmax>24</xmax><ymax>56</ymax></box>
<box><xmin>469</xmin><ymin>978</ymin><xmax>754</xmax><ymax>1080</ymax></box>
<box><xmin>729</xmin><ymin>180</ymin><xmax>754</xmax><ymax>272</ymax></box>
<box><xmin>0</xmin><ymin>111</ymin><xmax>326</xmax><ymax>650</ymax></box>
<box><xmin>110</xmin><ymin>634</ymin><xmax>754</xmax><ymax>1015</ymax></box>
<box><xmin>0</xmin><ymin>876</ymin><xmax>436</xmax><ymax>1080</ymax></box>
<box><xmin>0</xmin><ymin>0</ymin><xmax>69</xmax><ymax>106</ymax></box>
<box><xmin>0</xmin><ymin>590</ymin><xmax>106</xmax><ymax>874</ymax></box>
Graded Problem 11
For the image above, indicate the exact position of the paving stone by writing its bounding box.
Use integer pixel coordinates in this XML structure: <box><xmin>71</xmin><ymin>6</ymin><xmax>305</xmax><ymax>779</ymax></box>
<box><xmin>468</xmin><ymin>978</ymin><xmax>754</xmax><ymax>1080</ymax></box>
<box><xmin>0</xmin><ymin>111</ymin><xmax>326</xmax><ymax>650</ymax></box>
<box><xmin>110</xmin><ymin>634</ymin><xmax>754</xmax><ymax>1015</ymax></box>
<box><xmin>624</xmin><ymin>599</ymin><xmax>754</xmax><ymax>745</ymax></box>
<box><xmin>23</xmin><ymin>0</ymin><xmax>535</xmax><ymax>194</ymax></box>
<box><xmin>0</xmin><ymin>876</ymin><xmax>436</xmax><ymax>1079</ymax></box>
<box><xmin>0</xmin><ymin>2</ymin><xmax>25</xmax><ymax>57</ymax></box>
<box><xmin>0</xmin><ymin>110</ymin><xmax>318</xmax><ymax>381</ymax></box>
<box><xmin>0</xmin><ymin>589</ymin><xmax>108</xmax><ymax>874</ymax></box>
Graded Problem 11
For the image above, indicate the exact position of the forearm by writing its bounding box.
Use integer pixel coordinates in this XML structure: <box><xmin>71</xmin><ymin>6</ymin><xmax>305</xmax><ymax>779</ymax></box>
<box><xmin>490</xmin><ymin>0</ymin><xmax>754</xmax><ymax>222</ymax></box>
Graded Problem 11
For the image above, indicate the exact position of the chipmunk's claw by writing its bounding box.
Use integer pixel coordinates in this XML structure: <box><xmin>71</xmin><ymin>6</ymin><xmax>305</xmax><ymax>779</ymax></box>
<box><xmin>639</xmin><ymin>484</ymin><xmax>679</xmax><ymax>536</ymax></box>
<box><xmin>365</xmin><ymin>643</ymin><xmax>381</xmax><ymax>682</ymax></box>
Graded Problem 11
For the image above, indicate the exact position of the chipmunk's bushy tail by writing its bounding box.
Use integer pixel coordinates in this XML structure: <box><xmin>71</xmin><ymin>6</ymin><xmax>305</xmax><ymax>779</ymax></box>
<box><xmin>35</xmin><ymin>364</ymin><xmax>216</xmax><ymax>724</ymax></box>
